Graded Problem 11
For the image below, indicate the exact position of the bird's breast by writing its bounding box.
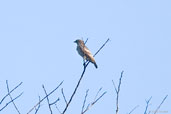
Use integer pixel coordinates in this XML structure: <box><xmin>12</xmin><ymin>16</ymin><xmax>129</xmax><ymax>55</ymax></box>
<box><xmin>77</xmin><ymin>46</ymin><xmax>84</xmax><ymax>57</ymax></box>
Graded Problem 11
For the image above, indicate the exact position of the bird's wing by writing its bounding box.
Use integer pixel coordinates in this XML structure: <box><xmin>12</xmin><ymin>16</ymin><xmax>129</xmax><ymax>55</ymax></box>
<box><xmin>84</xmin><ymin>46</ymin><xmax>92</xmax><ymax>55</ymax></box>
<box><xmin>83</xmin><ymin>46</ymin><xmax>95</xmax><ymax>62</ymax></box>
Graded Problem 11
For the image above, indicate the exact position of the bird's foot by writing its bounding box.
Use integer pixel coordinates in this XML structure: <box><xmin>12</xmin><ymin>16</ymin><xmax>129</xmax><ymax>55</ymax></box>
<box><xmin>83</xmin><ymin>62</ymin><xmax>86</xmax><ymax>66</ymax></box>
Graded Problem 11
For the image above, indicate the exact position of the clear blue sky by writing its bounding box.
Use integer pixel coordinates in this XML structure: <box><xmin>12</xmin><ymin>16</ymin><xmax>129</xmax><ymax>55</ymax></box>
<box><xmin>0</xmin><ymin>0</ymin><xmax>170</xmax><ymax>114</ymax></box>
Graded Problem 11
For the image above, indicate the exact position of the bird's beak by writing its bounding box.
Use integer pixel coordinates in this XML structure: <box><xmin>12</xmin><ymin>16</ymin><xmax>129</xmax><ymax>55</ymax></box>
<box><xmin>74</xmin><ymin>40</ymin><xmax>76</xmax><ymax>43</ymax></box>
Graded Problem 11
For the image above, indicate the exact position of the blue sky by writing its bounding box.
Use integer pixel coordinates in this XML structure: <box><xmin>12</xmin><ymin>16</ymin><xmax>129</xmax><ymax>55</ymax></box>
<box><xmin>0</xmin><ymin>0</ymin><xmax>170</xmax><ymax>114</ymax></box>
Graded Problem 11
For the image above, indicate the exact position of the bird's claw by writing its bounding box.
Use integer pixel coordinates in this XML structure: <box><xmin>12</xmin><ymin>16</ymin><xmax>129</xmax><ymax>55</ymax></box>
<box><xmin>83</xmin><ymin>62</ymin><xmax>86</xmax><ymax>66</ymax></box>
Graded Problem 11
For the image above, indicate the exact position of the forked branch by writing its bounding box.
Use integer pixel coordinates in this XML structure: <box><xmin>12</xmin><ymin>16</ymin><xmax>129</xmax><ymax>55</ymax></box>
<box><xmin>62</xmin><ymin>38</ymin><xmax>110</xmax><ymax>114</ymax></box>
<box><xmin>27</xmin><ymin>81</ymin><xmax>63</xmax><ymax>114</ymax></box>
<box><xmin>81</xmin><ymin>88</ymin><xmax>107</xmax><ymax>114</ymax></box>
<box><xmin>112</xmin><ymin>71</ymin><xmax>124</xmax><ymax>114</ymax></box>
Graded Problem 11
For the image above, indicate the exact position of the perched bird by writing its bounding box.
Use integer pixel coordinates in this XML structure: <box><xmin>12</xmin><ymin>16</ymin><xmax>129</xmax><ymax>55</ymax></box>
<box><xmin>74</xmin><ymin>39</ymin><xmax>98</xmax><ymax>68</ymax></box>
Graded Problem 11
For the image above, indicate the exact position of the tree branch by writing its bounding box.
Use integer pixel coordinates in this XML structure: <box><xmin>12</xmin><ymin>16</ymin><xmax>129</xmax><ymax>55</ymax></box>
<box><xmin>0</xmin><ymin>81</ymin><xmax>23</xmax><ymax>105</ymax></box>
<box><xmin>128</xmin><ymin>105</ymin><xmax>139</xmax><ymax>114</ymax></box>
<box><xmin>62</xmin><ymin>38</ymin><xmax>110</xmax><ymax>114</ymax></box>
<box><xmin>154</xmin><ymin>95</ymin><xmax>168</xmax><ymax>114</ymax></box>
<box><xmin>0</xmin><ymin>81</ymin><xmax>23</xmax><ymax>112</ymax></box>
<box><xmin>34</xmin><ymin>96</ymin><xmax>41</xmax><ymax>114</ymax></box>
<box><xmin>42</xmin><ymin>85</ymin><xmax>53</xmax><ymax>114</ymax></box>
<box><xmin>84</xmin><ymin>38</ymin><xmax>89</xmax><ymax>44</ymax></box>
<box><xmin>144</xmin><ymin>96</ymin><xmax>152</xmax><ymax>114</ymax></box>
<box><xmin>61</xmin><ymin>88</ymin><xmax>67</xmax><ymax>105</ymax></box>
<box><xmin>27</xmin><ymin>81</ymin><xmax>63</xmax><ymax>114</ymax></box>
<box><xmin>6</xmin><ymin>80</ymin><xmax>21</xmax><ymax>114</ymax></box>
<box><xmin>112</xmin><ymin>71</ymin><xmax>124</xmax><ymax>114</ymax></box>
<box><xmin>81</xmin><ymin>89</ymin><xmax>89</xmax><ymax>113</ymax></box>
<box><xmin>82</xmin><ymin>88</ymin><xmax>107</xmax><ymax>114</ymax></box>
<box><xmin>0</xmin><ymin>92</ymin><xmax>23</xmax><ymax>111</ymax></box>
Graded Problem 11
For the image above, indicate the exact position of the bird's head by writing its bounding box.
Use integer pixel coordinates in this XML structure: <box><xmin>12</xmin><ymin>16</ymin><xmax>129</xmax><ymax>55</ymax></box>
<box><xmin>74</xmin><ymin>39</ymin><xmax>84</xmax><ymax>45</ymax></box>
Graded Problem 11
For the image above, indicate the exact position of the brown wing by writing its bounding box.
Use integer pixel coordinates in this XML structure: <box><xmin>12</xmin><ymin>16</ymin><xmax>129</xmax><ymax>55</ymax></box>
<box><xmin>83</xmin><ymin>46</ymin><xmax>95</xmax><ymax>63</ymax></box>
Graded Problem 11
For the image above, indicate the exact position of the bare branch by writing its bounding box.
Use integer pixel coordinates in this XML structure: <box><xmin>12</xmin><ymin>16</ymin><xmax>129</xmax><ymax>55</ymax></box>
<box><xmin>82</xmin><ymin>88</ymin><xmax>107</xmax><ymax>114</ymax></box>
<box><xmin>93</xmin><ymin>38</ymin><xmax>110</xmax><ymax>57</ymax></box>
<box><xmin>34</xmin><ymin>96</ymin><xmax>41</xmax><ymax>114</ymax></box>
<box><xmin>84</xmin><ymin>38</ymin><xmax>89</xmax><ymax>44</ymax></box>
<box><xmin>42</xmin><ymin>85</ymin><xmax>60</xmax><ymax>113</ymax></box>
<box><xmin>0</xmin><ymin>92</ymin><xmax>23</xmax><ymax>111</ymax></box>
<box><xmin>112</xmin><ymin>80</ymin><xmax>117</xmax><ymax>94</ymax></box>
<box><xmin>92</xmin><ymin>91</ymin><xmax>106</xmax><ymax>106</ymax></box>
<box><xmin>144</xmin><ymin>96</ymin><xmax>152</xmax><ymax>114</ymax></box>
<box><xmin>0</xmin><ymin>81</ymin><xmax>23</xmax><ymax>112</ymax></box>
<box><xmin>128</xmin><ymin>105</ymin><xmax>139</xmax><ymax>114</ymax></box>
<box><xmin>94</xmin><ymin>87</ymin><xmax>102</xmax><ymax>101</ymax></box>
<box><xmin>81</xmin><ymin>89</ymin><xmax>89</xmax><ymax>113</ymax></box>
<box><xmin>50</xmin><ymin>98</ymin><xmax>60</xmax><ymax>106</ymax></box>
<box><xmin>6</xmin><ymin>80</ymin><xmax>21</xmax><ymax>114</ymax></box>
<box><xmin>42</xmin><ymin>85</ymin><xmax>53</xmax><ymax>114</ymax></box>
<box><xmin>27</xmin><ymin>81</ymin><xmax>63</xmax><ymax>114</ymax></box>
<box><xmin>154</xmin><ymin>95</ymin><xmax>168</xmax><ymax>114</ymax></box>
<box><xmin>62</xmin><ymin>39</ymin><xmax>110</xmax><ymax>114</ymax></box>
<box><xmin>0</xmin><ymin>81</ymin><xmax>23</xmax><ymax>105</ymax></box>
<box><xmin>61</xmin><ymin>88</ymin><xmax>67</xmax><ymax>105</ymax></box>
<box><xmin>62</xmin><ymin>63</ymin><xmax>87</xmax><ymax>114</ymax></box>
<box><xmin>112</xmin><ymin>71</ymin><xmax>124</xmax><ymax>114</ymax></box>
<box><xmin>55</xmin><ymin>104</ymin><xmax>62</xmax><ymax>114</ymax></box>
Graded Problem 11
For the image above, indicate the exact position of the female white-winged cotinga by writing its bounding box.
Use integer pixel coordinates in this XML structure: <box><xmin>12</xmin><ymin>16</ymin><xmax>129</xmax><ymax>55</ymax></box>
<box><xmin>74</xmin><ymin>39</ymin><xmax>98</xmax><ymax>68</ymax></box>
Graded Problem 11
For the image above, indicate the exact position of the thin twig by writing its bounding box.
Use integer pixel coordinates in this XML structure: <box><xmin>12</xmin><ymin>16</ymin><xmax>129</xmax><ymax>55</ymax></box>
<box><xmin>35</xmin><ymin>96</ymin><xmax>41</xmax><ymax>114</ymax></box>
<box><xmin>27</xmin><ymin>81</ymin><xmax>63</xmax><ymax>114</ymax></box>
<box><xmin>144</xmin><ymin>97</ymin><xmax>152</xmax><ymax>114</ymax></box>
<box><xmin>81</xmin><ymin>89</ymin><xmax>89</xmax><ymax>113</ymax></box>
<box><xmin>62</xmin><ymin>38</ymin><xmax>110</xmax><ymax>114</ymax></box>
<box><xmin>112</xmin><ymin>71</ymin><xmax>124</xmax><ymax>114</ymax></box>
<box><xmin>85</xmin><ymin>103</ymin><xmax>90</xmax><ymax>112</ymax></box>
<box><xmin>93</xmin><ymin>38</ymin><xmax>110</xmax><ymax>57</ymax></box>
<box><xmin>92</xmin><ymin>91</ymin><xmax>107</xmax><ymax>105</ymax></box>
<box><xmin>6</xmin><ymin>80</ymin><xmax>21</xmax><ymax>114</ymax></box>
<box><xmin>61</xmin><ymin>88</ymin><xmax>67</xmax><ymax>105</ymax></box>
<box><xmin>84</xmin><ymin>38</ymin><xmax>89</xmax><ymax>44</ymax></box>
<box><xmin>128</xmin><ymin>105</ymin><xmax>139</xmax><ymax>114</ymax></box>
<box><xmin>0</xmin><ymin>92</ymin><xmax>23</xmax><ymax>111</ymax></box>
<box><xmin>0</xmin><ymin>81</ymin><xmax>23</xmax><ymax>104</ymax></box>
<box><xmin>42</xmin><ymin>85</ymin><xmax>53</xmax><ymax>114</ymax></box>
<box><xmin>0</xmin><ymin>81</ymin><xmax>23</xmax><ymax>112</ymax></box>
<box><xmin>62</xmin><ymin>63</ymin><xmax>87</xmax><ymax>114</ymax></box>
<box><xmin>154</xmin><ymin>95</ymin><xmax>168</xmax><ymax>114</ymax></box>
<box><xmin>55</xmin><ymin>104</ymin><xmax>62</xmax><ymax>114</ymax></box>
<box><xmin>94</xmin><ymin>88</ymin><xmax>102</xmax><ymax>101</ymax></box>
<box><xmin>50</xmin><ymin>98</ymin><xmax>60</xmax><ymax>106</ymax></box>
<box><xmin>82</xmin><ymin>89</ymin><xmax>107</xmax><ymax>114</ymax></box>
<box><xmin>112</xmin><ymin>80</ymin><xmax>117</xmax><ymax>94</ymax></box>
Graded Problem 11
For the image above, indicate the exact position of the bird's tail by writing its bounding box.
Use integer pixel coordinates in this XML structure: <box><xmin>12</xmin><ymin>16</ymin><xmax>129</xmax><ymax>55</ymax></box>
<box><xmin>94</xmin><ymin>62</ymin><xmax>98</xmax><ymax>69</ymax></box>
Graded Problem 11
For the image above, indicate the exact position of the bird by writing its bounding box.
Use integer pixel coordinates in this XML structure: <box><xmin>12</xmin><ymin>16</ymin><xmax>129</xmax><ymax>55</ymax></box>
<box><xmin>74</xmin><ymin>39</ymin><xmax>98</xmax><ymax>68</ymax></box>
